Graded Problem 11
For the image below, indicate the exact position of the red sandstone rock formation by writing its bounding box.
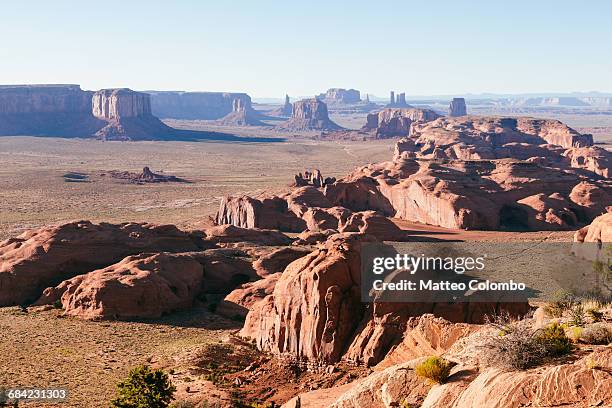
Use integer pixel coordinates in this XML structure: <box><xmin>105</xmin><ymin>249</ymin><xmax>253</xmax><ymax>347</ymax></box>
<box><xmin>448</xmin><ymin>97</ymin><xmax>467</xmax><ymax>117</ymax></box>
<box><xmin>92</xmin><ymin>88</ymin><xmax>172</xmax><ymax>140</ymax></box>
<box><xmin>0</xmin><ymin>221</ymin><xmax>201</xmax><ymax>306</ymax></box>
<box><xmin>279</xmin><ymin>98</ymin><xmax>342</xmax><ymax>130</ymax></box>
<box><xmin>363</xmin><ymin>108</ymin><xmax>440</xmax><ymax>138</ymax></box>
<box><xmin>564</xmin><ymin>146</ymin><xmax>611</xmax><ymax>177</ymax></box>
<box><xmin>240</xmin><ymin>233</ymin><xmax>530</xmax><ymax>367</ymax></box>
<box><xmin>251</xmin><ymin>246</ymin><xmax>311</xmax><ymax>277</ymax></box>
<box><xmin>51</xmin><ymin>253</ymin><xmax>204</xmax><ymax>320</ymax></box>
<box><xmin>216</xmin><ymin>273</ymin><xmax>280</xmax><ymax>320</ymax></box>
<box><xmin>574</xmin><ymin>211</ymin><xmax>612</xmax><ymax>243</ymax></box>
<box><xmin>218</xmin><ymin>115</ymin><xmax>609</xmax><ymax>233</ymax></box>
<box><xmin>293</xmin><ymin>169</ymin><xmax>336</xmax><ymax>188</ymax></box>
<box><xmin>105</xmin><ymin>167</ymin><xmax>187</xmax><ymax>183</ymax></box>
<box><xmin>421</xmin><ymin>347</ymin><xmax>612</xmax><ymax>408</ymax></box>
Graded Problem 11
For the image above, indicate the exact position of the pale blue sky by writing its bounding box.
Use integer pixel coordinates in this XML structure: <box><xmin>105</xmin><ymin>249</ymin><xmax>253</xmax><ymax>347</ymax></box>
<box><xmin>1</xmin><ymin>0</ymin><xmax>611</xmax><ymax>97</ymax></box>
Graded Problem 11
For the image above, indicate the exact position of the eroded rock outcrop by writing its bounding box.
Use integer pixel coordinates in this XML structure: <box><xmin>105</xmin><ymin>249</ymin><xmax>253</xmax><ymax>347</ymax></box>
<box><xmin>279</xmin><ymin>98</ymin><xmax>342</xmax><ymax>131</ymax></box>
<box><xmin>92</xmin><ymin>88</ymin><xmax>172</xmax><ymax>140</ymax></box>
<box><xmin>105</xmin><ymin>167</ymin><xmax>187</xmax><ymax>183</ymax></box>
<box><xmin>0</xmin><ymin>221</ymin><xmax>201</xmax><ymax>306</ymax></box>
<box><xmin>293</xmin><ymin>169</ymin><xmax>336</xmax><ymax>188</ymax></box>
<box><xmin>421</xmin><ymin>347</ymin><xmax>612</xmax><ymax>408</ymax></box>
<box><xmin>574</xmin><ymin>211</ymin><xmax>612</xmax><ymax>243</ymax></box>
<box><xmin>46</xmin><ymin>253</ymin><xmax>204</xmax><ymax>320</ymax></box>
<box><xmin>240</xmin><ymin>234</ymin><xmax>530</xmax><ymax>367</ymax></box>
<box><xmin>363</xmin><ymin>108</ymin><xmax>440</xmax><ymax>138</ymax></box>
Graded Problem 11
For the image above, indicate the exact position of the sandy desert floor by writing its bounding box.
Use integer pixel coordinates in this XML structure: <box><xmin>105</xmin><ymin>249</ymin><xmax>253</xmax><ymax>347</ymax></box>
<box><xmin>0</xmin><ymin>133</ymin><xmax>393</xmax><ymax>240</ymax></box>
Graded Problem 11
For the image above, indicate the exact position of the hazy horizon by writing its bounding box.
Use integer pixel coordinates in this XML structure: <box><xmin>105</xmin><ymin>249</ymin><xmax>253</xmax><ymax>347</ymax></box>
<box><xmin>2</xmin><ymin>0</ymin><xmax>611</xmax><ymax>98</ymax></box>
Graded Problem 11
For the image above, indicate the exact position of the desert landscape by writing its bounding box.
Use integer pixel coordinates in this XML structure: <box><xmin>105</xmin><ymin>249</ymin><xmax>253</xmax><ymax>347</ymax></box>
<box><xmin>1</xmin><ymin>2</ymin><xmax>611</xmax><ymax>408</ymax></box>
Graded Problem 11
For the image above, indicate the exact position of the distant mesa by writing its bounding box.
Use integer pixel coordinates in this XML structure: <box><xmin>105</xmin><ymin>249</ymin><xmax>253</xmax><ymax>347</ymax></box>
<box><xmin>148</xmin><ymin>91</ymin><xmax>254</xmax><ymax>120</ymax></box>
<box><xmin>448</xmin><ymin>97</ymin><xmax>467</xmax><ymax>117</ymax></box>
<box><xmin>278</xmin><ymin>98</ymin><xmax>342</xmax><ymax>131</ymax></box>
<box><xmin>0</xmin><ymin>84</ymin><xmax>105</xmax><ymax>136</ymax></box>
<box><xmin>92</xmin><ymin>88</ymin><xmax>172</xmax><ymax>140</ymax></box>
<box><xmin>270</xmin><ymin>94</ymin><xmax>293</xmax><ymax>117</ymax></box>
<box><xmin>0</xmin><ymin>85</ymin><xmax>172</xmax><ymax>140</ymax></box>
<box><xmin>386</xmin><ymin>90</ymin><xmax>410</xmax><ymax>108</ymax></box>
<box><xmin>318</xmin><ymin>88</ymin><xmax>361</xmax><ymax>105</ymax></box>
<box><xmin>215</xmin><ymin>95</ymin><xmax>266</xmax><ymax>126</ymax></box>
<box><xmin>104</xmin><ymin>166</ymin><xmax>188</xmax><ymax>184</ymax></box>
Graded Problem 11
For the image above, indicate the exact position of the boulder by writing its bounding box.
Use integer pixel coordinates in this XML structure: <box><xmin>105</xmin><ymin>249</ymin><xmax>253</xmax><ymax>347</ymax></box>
<box><xmin>338</xmin><ymin>211</ymin><xmax>406</xmax><ymax>241</ymax></box>
<box><xmin>568</xmin><ymin>181</ymin><xmax>611</xmax><ymax>221</ymax></box>
<box><xmin>0</xmin><ymin>221</ymin><xmax>200</xmax><ymax>306</ymax></box>
<box><xmin>251</xmin><ymin>246</ymin><xmax>311</xmax><ymax>277</ymax></box>
<box><xmin>53</xmin><ymin>253</ymin><xmax>204</xmax><ymax>320</ymax></box>
<box><xmin>574</xmin><ymin>211</ymin><xmax>612</xmax><ymax>243</ymax></box>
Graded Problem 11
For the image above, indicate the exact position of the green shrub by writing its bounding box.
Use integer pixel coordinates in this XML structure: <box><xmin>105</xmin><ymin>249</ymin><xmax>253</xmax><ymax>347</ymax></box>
<box><xmin>569</xmin><ymin>303</ymin><xmax>585</xmax><ymax>327</ymax></box>
<box><xmin>482</xmin><ymin>323</ymin><xmax>546</xmax><ymax>370</ymax></box>
<box><xmin>536</xmin><ymin>323</ymin><xmax>573</xmax><ymax>356</ymax></box>
<box><xmin>111</xmin><ymin>365</ymin><xmax>176</xmax><ymax>408</ymax></box>
<box><xmin>414</xmin><ymin>356</ymin><xmax>452</xmax><ymax>384</ymax></box>
<box><xmin>580</xmin><ymin>323</ymin><xmax>612</xmax><ymax>345</ymax></box>
<box><xmin>543</xmin><ymin>290</ymin><xmax>575</xmax><ymax>318</ymax></box>
<box><xmin>586</xmin><ymin>308</ymin><xmax>604</xmax><ymax>323</ymax></box>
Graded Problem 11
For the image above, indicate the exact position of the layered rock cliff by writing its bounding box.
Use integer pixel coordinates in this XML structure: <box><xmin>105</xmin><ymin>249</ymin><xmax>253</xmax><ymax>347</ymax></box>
<box><xmin>0</xmin><ymin>85</ymin><xmax>172</xmax><ymax>139</ymax></box>
<box><xmin>279</xmin><ymin>98</ymin><xmax>342</xmax><ymax>130</ymax></box>
<box><xmin>0</xmin><ymin>85</ymin><xmax>104</xmax><ymax>136</ymax></box>
<box><xmin>92</xmin><ymin>88</ymin><xmax>172</xmax><ymax>140</ymax></box>
<box><xmin>149</xmin><ymin>91</ymin><xmax>254</xmax><ymax>120</ymax></box>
